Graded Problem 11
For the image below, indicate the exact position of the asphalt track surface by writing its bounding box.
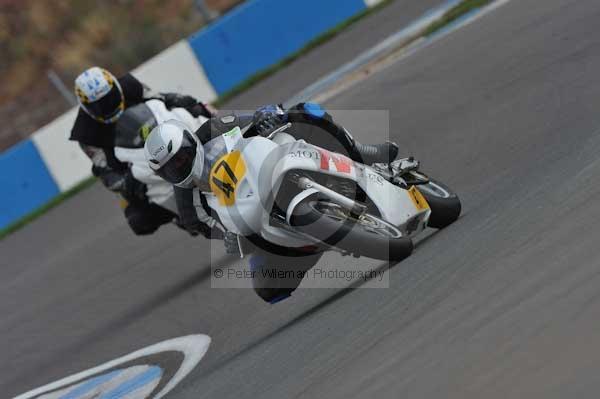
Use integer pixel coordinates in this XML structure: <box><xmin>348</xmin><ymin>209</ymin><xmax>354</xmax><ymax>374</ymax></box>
<box><xmin>4</xmin><ymin>0</ymin><xmax>600</xmax><ymax>397</ymax></box>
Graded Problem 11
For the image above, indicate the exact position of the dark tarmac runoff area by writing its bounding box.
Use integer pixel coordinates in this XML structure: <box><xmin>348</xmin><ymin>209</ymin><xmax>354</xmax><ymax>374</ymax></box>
<box><xmin>4</xmin><ymin>0</ymin><xmax>600</xmax><ymax>398</ymax></box>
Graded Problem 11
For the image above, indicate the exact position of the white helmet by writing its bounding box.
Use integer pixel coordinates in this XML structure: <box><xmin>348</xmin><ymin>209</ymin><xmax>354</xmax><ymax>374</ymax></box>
<box><xmin>144</xmin><ymin>120</ymin><xmax>205</xmax><ymax>188</ymax></box>
<box><xmin>74</xmin><ymin>67</ymin><xmax>124</xmax><ymax>124</ymax></box>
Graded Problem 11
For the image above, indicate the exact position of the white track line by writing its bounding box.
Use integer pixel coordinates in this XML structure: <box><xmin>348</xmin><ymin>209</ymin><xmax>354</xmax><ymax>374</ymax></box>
<box><xmin>14</xmin><ymin>334</ymin><xmax>211</xmax><ymax>399</ymax></box>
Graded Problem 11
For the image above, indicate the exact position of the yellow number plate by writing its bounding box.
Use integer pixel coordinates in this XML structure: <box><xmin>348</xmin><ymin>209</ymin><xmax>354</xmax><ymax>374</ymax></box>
<box><xmin>209</xmin><ymin>151</ymin><xmax>247</xmax><ymax>206</ymax></box>
<box><xmin>408</xmin><ymin>186</ymin><xmax>430</xmax><ymax>211</ymax></box>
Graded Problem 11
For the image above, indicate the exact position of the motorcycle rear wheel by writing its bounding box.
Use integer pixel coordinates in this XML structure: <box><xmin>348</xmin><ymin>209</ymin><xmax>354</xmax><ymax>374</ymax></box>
<box><xmin>290</xmin><ymin>199</ymin><xmax>413</xmax><ymax>261</ymax></box>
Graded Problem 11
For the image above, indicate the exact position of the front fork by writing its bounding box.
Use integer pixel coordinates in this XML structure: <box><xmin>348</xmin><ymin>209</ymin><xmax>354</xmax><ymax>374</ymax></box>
<box><xmin>372</xmin><ymin>157</ymin><xmax>429</xmax><ymax>187</ymax></box>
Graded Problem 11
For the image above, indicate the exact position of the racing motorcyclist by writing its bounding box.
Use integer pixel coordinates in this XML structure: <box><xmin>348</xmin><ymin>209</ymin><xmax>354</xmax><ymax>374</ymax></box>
<box><xmin>145</xmin><ymin>103</ymin><xmax>398</xmax><ymax>235</ymax></box>
<box><xmin>69</xmin><ymin>66</ymin><xmax>215</xmax><ymax>235</ymax></box>
<box><xmin>143</xmin><ymin>102</ymin><xmax>398</xmax><ymax>302</ymax></box>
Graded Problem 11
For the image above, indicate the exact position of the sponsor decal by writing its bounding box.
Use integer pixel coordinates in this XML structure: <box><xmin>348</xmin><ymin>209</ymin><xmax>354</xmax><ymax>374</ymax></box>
<box><xmin>286</xmin><ymin>147</ymin><xmax>354</xmax><ymax>174</ymax></box>
<box><xmin>152</xmin><ymin>145</ymin><xmax>165</xmax><ymax>157</ymax></box>
<box><xmin>15</xmin><ymin>335</ymin><xmax>211</xmax><ymax>399</ymax></box>
<box><xmin>223</xmin><ymin>126</ymin><xmax>241</xmax><ymax>137</ymax></box>
<box><xmin>222</xmin><ymin>126</ymin><xmax>243</xmax><ymax>152</ymax></box>
<box><xmin>366</xmin><ymin>171</ymin><xmax>385</xmax><ymax>185</ymax></box>
<box><xmin>318</xmin><ymin>148</ymin><xmax>353</xmax><ymax>174</ymax></box>
<box><xmin>287</xmin><ymin>149</ymin><xmax>321</xmax><ymax>160</ymax></box>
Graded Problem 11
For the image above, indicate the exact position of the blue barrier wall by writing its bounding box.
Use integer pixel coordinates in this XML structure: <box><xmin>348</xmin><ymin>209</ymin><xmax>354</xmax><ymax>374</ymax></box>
<box><xmin>0</xmin><ymin>140</ymin><xmax>60</xmax><ymax>229</ymax></box>
<box><xmin>188</xmin><ymin>0</ymin><xmax>367</xmax><ymax>95</ymax></box>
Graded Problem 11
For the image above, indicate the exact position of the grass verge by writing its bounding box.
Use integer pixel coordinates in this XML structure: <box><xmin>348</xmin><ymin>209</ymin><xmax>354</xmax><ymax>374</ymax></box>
<box><xmin>422</xmin><ymin>0</ymin><xmax>492</xmax><ymax>36</ymax></box>
<box><xmin>0</xmin><ymin>177</ymin><xmax>97</xmax><ymax>240</ymax></box>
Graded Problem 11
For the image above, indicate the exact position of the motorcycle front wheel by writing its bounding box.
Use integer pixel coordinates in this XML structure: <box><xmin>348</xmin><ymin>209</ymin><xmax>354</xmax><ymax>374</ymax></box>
<box><xmin>416</xmin><ymin>178</ymin><xmax>462</xmax><ymax>229</ymax></box>
<box><xmin>290</xmin><ymin>199</ymin><xmax>413</xmax><ymax>261</ymax></box>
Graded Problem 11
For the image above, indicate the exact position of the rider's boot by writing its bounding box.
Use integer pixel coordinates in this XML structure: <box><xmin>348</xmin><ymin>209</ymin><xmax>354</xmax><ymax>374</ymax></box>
<box><xmin>338</xmin><ymin>124</ymin><xmax>399</xmax><ymax>164</ymax></box>
<box><xmin>352</xmin><ymin>140</ymin><xmax>399</xmax><ymax>165</ymax></box>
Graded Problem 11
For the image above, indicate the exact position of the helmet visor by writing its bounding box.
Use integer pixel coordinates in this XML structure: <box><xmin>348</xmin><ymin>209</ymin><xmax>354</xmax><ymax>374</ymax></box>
<box><xmin>83</xmin><ymin>85</ymin><xmax>124</xmax><ymax>121</ymax></box>
<box><xmin>155</xmin><ymin>131</ymin><xmax>197</xmax><ymax>184</ymax></box>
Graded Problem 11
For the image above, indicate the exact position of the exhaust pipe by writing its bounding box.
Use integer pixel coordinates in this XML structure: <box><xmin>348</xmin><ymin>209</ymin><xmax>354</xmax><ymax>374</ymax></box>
<box><xmin>297</xmin><ymin>177</ymin><xmax>367</xmax><ymax>216</ymax></box>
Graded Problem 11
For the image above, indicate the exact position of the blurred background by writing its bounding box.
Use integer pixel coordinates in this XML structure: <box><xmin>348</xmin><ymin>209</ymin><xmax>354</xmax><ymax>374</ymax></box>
<box><xmin>1</xmin><ymin>0</ymin><xmax>375</xmax><ymax>231</ymax></box>
<box><xmin>0</xmin><ymin>0</ymin><xmax>244</xmax><ymax>150</ymax></box>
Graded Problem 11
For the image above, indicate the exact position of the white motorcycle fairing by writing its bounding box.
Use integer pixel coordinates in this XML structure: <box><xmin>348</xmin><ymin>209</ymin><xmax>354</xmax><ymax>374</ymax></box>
<box><xmin>204</xmin><ymin>130</ymin><xmax>431</xmax><ymax>250</ymax></box>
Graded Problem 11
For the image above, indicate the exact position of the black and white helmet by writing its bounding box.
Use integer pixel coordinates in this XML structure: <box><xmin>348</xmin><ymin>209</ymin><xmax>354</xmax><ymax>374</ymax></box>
<box><xmin>144</xmin><ymin>120</ymin><xmax>204</xmax><ymax>188</ymax></box>
<box><xmin>74</xmin><ymin>67</ymin><xmax>125</xmax><ymax>124</ymax></box>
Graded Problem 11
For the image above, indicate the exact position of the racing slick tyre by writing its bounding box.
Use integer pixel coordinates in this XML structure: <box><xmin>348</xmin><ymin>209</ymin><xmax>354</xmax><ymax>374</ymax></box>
<box><xmin>417</xmin><ymin>179</ymin><xmax>461</xmax><ymax>229</ymax></box>
<box><xmin>290</xmin><ymin>198</ymin><xmax>413</xmax><ymax>261</ymax></box>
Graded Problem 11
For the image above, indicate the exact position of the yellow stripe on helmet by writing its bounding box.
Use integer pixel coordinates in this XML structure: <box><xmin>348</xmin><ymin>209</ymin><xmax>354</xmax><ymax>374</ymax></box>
<box><xmin>101</xmin><ymin>68</ymin><xmax>115</xmax><ymax>88</ymax></box>
<box><xmin>75</xmin><ymin>87</ymin><xmax>90</xmax><ymax>104</ymax></box>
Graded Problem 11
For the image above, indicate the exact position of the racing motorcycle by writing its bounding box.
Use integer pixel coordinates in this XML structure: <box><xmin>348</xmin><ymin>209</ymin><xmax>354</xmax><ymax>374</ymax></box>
<box><xmin>205</xmin><ymin>123</ymin><xmax>461</xmax><ymax>262</ymax></box>
<box><xmin>114</xmin><ymin>99</ymin><xmax>209</xmax><ymax>216</ymax></box>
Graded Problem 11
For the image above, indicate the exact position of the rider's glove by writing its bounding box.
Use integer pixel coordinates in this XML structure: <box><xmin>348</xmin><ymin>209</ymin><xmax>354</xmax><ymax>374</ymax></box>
<box><xmin>253</xmin><ymin>104</ymin><xmax>287</xmax><ymax>136</ymax></box>
<box><xmin>93</xmin><ymin>165</ymin><xmax>126</xmax><ymax>192</ymax></box>
<box><xmin>120</xmin><ymin>171</ymin><xmax>148</xmax><ymax>204</ymax></box>
<box><xmin>162</xmin><ymin>93</ymin><xmax>198</xmax><ymax>110</ymax></box>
